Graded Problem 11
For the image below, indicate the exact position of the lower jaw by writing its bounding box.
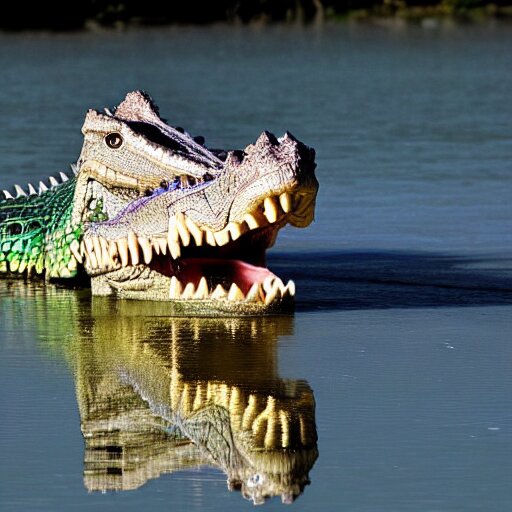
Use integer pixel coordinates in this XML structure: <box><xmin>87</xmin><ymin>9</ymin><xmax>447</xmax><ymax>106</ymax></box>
<box><xmin>90</xmin><ymin>258</ymin><xmax>295</xmax><ymax>316</ymax></box>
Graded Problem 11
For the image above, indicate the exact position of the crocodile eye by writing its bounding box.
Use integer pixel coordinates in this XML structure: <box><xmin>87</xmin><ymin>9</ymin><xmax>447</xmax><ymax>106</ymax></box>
<box><xmin>105</xmin><ymin>132</ymin><xmax>123</xmax><ymax>149</ymax></box>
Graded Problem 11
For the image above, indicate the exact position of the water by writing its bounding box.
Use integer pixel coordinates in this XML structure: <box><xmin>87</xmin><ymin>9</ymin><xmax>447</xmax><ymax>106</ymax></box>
<box><xmin>1</xmin><ymin>22</ymin><xmax>512</xmax><ymax>511</ymax></box>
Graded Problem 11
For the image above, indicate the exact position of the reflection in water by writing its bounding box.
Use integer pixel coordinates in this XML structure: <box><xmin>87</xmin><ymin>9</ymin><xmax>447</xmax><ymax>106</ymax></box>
<box><xmin>3</xmin><ymin>281</ymin><xmax>317</xmax><ymax>505</ymax></box>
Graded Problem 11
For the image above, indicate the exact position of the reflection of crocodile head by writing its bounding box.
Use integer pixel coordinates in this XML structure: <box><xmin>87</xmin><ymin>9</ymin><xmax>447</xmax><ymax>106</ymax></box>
<box><xmin>71</xmin><ymin>299</ymin><xmax>318</xmax><ymax>504</ymax></box>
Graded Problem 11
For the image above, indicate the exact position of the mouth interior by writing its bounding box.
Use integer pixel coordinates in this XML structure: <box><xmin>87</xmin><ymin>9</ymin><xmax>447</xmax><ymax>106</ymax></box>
<box><xmin>149</xmin><ymin>224</ymin><xmax>280</xmax><ymax>295</ymax></box>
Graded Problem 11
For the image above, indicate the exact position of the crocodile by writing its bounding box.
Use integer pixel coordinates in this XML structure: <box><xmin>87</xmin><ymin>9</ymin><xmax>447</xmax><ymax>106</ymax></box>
<box><xmin>0</xmin><ymin>91</ymin><xmax>318</xmax><ymax>315</ymax></box>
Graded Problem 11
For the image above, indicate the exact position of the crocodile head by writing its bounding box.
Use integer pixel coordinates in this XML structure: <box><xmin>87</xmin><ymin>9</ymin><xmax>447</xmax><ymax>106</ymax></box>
<box><xmin>75</xmin><ymin>91</ymin><xmax>318</xmax><ymax>315</ymax></box>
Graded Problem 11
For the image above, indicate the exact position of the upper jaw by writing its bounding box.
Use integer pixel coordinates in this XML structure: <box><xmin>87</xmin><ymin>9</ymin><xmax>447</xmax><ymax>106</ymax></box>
<box><xmin>83</xmin><ymin>128</ymin><xmax>318</xmax><ymax>242</ymax></box>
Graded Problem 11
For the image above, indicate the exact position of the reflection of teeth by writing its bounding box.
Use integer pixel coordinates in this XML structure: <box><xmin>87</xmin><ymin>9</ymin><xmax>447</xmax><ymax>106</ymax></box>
<box><xmin>211</xmin><ymin>284</ymin><xmax>227</xmax><ymax>300</ymax></box>
<box><xmin>127</xmin><ymin>231</ymin><xmax>139</xmax><ymax>266</ymax></box>
<box><xmin>228</xmin><ymin>283</ymin><xmax>245</xmax><ymax>301</ymax></box>
<box><xmin>263</xmin><ymin>196</ymin><xmax>278</xmax><ymax>223</ymax></box>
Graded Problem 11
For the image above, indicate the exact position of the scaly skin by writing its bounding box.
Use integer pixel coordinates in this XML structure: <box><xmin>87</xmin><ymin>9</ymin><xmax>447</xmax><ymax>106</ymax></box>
<box><xmin>0</xmin><ymin>178</ymin><xmax>82</xmax><ymax>278</ymax></box>
<box><xmin>0</xmin><ymin>91</ymin><xmax>318</xmax><ymax>315</ymax></box>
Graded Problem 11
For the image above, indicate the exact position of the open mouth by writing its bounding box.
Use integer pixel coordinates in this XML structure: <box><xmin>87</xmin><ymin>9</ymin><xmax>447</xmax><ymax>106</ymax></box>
<box><xmin>81</xmin><ymin>189</ymin><xmax>315</xmax><ymax>311</ymax></box>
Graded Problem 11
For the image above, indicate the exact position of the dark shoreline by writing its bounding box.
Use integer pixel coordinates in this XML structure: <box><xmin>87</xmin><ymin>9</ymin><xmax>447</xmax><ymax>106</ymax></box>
<box><xmin>1</xmin><ymin>1</ymin><xmax>511</xmax><ymax>31</ymax></box>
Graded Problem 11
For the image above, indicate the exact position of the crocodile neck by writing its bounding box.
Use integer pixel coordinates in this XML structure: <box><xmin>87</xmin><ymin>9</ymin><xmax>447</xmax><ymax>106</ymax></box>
<box><xmin>0</xmin><ymin>178</ymin><xmax>82</xmax><ymax>278</ymax></box>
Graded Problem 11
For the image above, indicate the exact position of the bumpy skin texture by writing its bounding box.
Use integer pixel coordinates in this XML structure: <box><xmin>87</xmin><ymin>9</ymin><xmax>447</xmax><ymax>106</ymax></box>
<box><xmin>0</xmin><ymin>91</ymin><xmax>318</xmax><ymax>315</ymax></box>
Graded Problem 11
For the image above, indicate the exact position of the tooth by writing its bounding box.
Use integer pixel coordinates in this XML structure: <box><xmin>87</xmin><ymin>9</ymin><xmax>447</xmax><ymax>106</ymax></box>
<box><xmin>274</xmin><ymin>277</ymin><xmax>285</xmax><ymax>293</ymax></box>
<box><xmin>211</xmin><ymin>284</ymin><xmax>227</xmax><ymax>300</ymax></box>
<box><xmin>117</xmin><ymin>238</ymin><xmax>129</xmax><ymax>267</ymax></box>
<box><xmin>168</xmin><ymin>238</ymin><xmax>181</xmax><ymax>259</ymax></box>
<box><xmin>49</xmin><ymin>176</ymin><xmax>59</xmax><ymax>188</ymax></box>
<box><xmin>182</xmin><ymin>282</ymin><xmax>195</xmax><ymax>299</ymax></box>
<box><xmin>263</xmin><ymin>196</ymin><xmax>278</xmax><ymax>223</ymax></box>
<box><xmin>85</xmin><ymin>238</ymin><xmax>98</xmax><ymax>267</ymax></box>
<box><xmin>127</xmin><ymin>231</ymin><xmax>139</xmax><ymax>266</ymax></box>
<box><xmin>28</xmin><ymin>183</ymin><xmax>37</xmax><ymax>195</ymax></box>
<box><xmin>138</xmin><ymin>237</ymin><xmax>153</xmax><ymax>264</ymax></box>
<box><xmin>194</xmin><ymin>277</ymin><xmax>209</xmax><ymax>299</ymax></box>
<box><xmin>153</xmin><ymin>238</ymin><xmax>167</xmax><ymax>256</ymax></box>
<box><xmin>108</xmin><ymin>240</ymin><xmax>118</xmax><ymax>261</ymax></box>
<box><xmin>227</xmin><ymin>222</ymin><xmax>244</xmax><ymax>241</ymax></box>
<box><xmin>245</xmin><ymin>282</ymin><xmax>263</xmax><ymax>302</ymax></box>
<box><xmin>214</xmin><ymin>227</ymin><xmax>230</xmax><ymax>246</ymax></box>
<box><xmin>153</xmin><ymin>240</ymin><xmax>160</xmax><ymax>255</ymax></box>
<box><xmin>264</xmin><ymin>284</ymin><xmax>279</xmax><ymax>305</ymax></box>
<box><xmin>70</xmin><ymin>240</ymin><xmax>83</xmax><ymax>263</ymax></box>
<box><xmin>283</xmin><ymin>279</ymin><xmax>296</xmax><ymax>297</ymax></box>
<box><xmin>244</xmin><ymin>211</ymin><xmax>266</xmax><ymax>230</ymax></box>
<box><xmin>92</xmin><ymin>237</ymin><xmax>103</xmax><ymax>267</ymax></box>
<box><xmin>169</xmin><ymin>276</ymin><xmax>183</xmax><ymax>299</ymax></box>
<box><xmin>168</xmin><ymin>215</ymin><xmax>179</xmax><ymax>241</ymax></box>
<box><xmin>279</xmin><ymin>192</ymin><xmax>292</xmax><ymax>213</ymax></box>
<box><xmin>263</xmin><ymin>276</ymin><xmax>275</xmax><ymax>294</ymax></box>
<box><xmin>85</xmin><ymin>238</ymin><xmax>94</xmax><ymax>254</ymax></box>
<box><xmin>185</xmin><ymin>217</ymin><xmax>203</xmax><ymax>246</ymax></box>
<box><xmin>18</xmin><ymin>260</ymin><xmax>27</xmax><ymax>274</ymax></box>
<box><xmin>99</xmin><ymin>237</ymin><xmax>111</xmax><ymax>267</ymax></box>
<box><xmin>228</xmin><ymin>283</ymin><xmax>244</xmax><ymax>301</ymax></box>
<box><xmin>38</xmin><ymin>181</ymin><xmax>49</xmax><ymax>193</ymax></box>
<box><xmin>205</xmin><ymin>229</ymin><xmax>216</xmax><ymax>246</ymax></box>
<box><xmin>176</xmin><ymin>213</ymin><xmax>190</xmax><ymax>246</ymax></box>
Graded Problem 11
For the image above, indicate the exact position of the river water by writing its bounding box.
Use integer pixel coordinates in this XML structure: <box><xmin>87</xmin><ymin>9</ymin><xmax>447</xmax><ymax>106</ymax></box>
<box><xmin>1</xmin><ymin>22</ymin><xmax>511</xmax><ymax>511</ymax></box>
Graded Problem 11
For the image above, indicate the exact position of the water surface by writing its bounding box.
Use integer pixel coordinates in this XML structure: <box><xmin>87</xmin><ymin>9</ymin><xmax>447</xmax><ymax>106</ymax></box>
<box><xmin>1</xmin><ymin>23</ymin><xmax>512</xmax><ymax>511</ymax></box>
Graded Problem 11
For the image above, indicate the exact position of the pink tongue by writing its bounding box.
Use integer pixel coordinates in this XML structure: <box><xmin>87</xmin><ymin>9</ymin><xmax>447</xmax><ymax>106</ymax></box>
<box><xmin>177</xmin><ymin>258</ymin><xmax>276</xmax><ymax>295</ymax></box>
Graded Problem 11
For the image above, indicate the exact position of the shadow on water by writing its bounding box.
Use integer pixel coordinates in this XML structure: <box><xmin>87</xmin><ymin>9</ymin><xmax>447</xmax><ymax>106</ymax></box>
<box><xmin>270</xmin><ymin>251</ymin><xmax>512</xmax><ymax>312</ymax></box>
